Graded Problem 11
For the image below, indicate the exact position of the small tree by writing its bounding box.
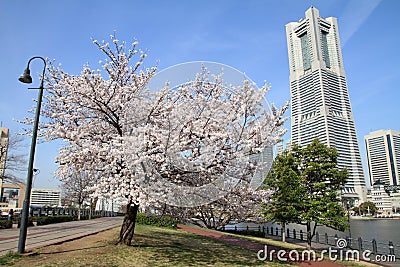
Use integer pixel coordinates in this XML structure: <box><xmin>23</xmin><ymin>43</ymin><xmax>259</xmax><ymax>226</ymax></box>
<box><xmin>352</xmin><ymin>206</ymin><xmax>360</xmax><ymax>215</ymax></box>
<box><xmin>262</xmin><ymin>139</ymin><xmax>348</xmax><ymax>247</ymax></box>
<box><xmin>193</xmin><ymin>186</ymin><xmax>270</xmax><ymax>229</ymax></box>
<box><xmin>296</xmin><ymin>139</ymin><xmax>348</xmax><ymax>248</ymax></box>
<box><xmin>262</xmin><ymin>150</ymin><xmax>304</xmax><ymax>242</ymax></box>
<box><xmin>359</xmin><ymin>201</ymin><xmax>377</xmax><ymax>215</ymax></box>
<box><xmin>62</xmin><ymin>170</ymin><xmax>93</xmax><ymax>220</ymax></box>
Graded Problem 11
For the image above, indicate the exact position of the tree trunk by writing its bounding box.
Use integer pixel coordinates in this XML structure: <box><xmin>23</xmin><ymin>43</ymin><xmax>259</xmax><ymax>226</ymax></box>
<box><xmin>282</xmin><ymin>223</ymin><xmax>286</xmax><ymax>242</ymax></box>
<box><xmin>116</xmin><ymin>202</ymin><xmax>139</xmax><ymax>246</ymax></box>
<box><xmin>89</xmin><ymin>198</ymin><xmax>92</xmax><ymax>220</ymax></box>
<box><xmin>78</xmin><ymin>204</ymin><xmax>81</xmax><ymax>220</ymax></box>
<box><xmin>306</xmin><ymin>222</ymin><xmax>312</xmax><ymax>249</ymax></box>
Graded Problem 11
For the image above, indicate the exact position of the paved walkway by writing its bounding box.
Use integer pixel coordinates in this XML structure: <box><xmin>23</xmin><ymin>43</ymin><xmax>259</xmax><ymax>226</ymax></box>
<box><xmin>178</xmin><ymin>224</ymin><xmax>383</xmax><ymax>267</ymax></box>
<box><xmin>0</xmin><ymin>216</ymin><xmax>123</xmax><ymax>255</ymax></box>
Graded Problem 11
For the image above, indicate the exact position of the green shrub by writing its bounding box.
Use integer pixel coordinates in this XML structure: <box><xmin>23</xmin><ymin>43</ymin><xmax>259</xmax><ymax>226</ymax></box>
<box><xmin>0</xmin><ymin>220</ymin><xmax>12</xmax><ymax>229</ymax></box>
<box><xmin>10</xmin><ymin>214</ymin><xmax>104</xmax><ymax>228</ymax></box>
<box><xmin>135</xmin><ymin>212</ymin><xmax>178</xmax><ymax>228</ymax></box>
<box><xmin>79</xmin><ymin>214</ymin><xmax>101</xmax><ymax>220</ymax></box>
<box><xmin>35</xmin><ymin>215</ymin><xmax>77</xmax><ymax>225</ymax></box>
<box><xmin>11</xmin><ymin>217</ymin><xmax>35</xmax><ymax>228</ymax></box>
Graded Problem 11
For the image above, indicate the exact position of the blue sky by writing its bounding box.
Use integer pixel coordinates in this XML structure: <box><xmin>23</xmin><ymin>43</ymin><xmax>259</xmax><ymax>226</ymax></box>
<box><xmin>0</xmin><ymin>0</ymin><xmax>398</xmax><ymax>189</ymax></box>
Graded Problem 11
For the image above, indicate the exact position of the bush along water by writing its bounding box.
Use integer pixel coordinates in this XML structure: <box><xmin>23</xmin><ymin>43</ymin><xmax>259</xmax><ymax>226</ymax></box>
<box><xmin>135</xmin><ymin>212</ymin><xmax>178</xmax><ymax>229</ymax></box>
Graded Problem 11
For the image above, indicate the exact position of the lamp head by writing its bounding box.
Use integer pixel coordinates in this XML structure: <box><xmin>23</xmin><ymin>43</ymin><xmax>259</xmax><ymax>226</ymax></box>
<box><xmin>18</xmin><ymin>68</ymin><xmax>32</xmax><ymax>84</ymax></box>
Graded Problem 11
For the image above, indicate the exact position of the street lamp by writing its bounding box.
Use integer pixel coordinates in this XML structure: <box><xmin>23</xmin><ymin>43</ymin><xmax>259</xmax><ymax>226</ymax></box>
<box><xmin>346</xmin><ymin>200</ymin><xmax>352</xmax><ymax>244</ymax></box>
<box><xmin>17</xmin><ymin>56</ymin><xmax>46</xmax><ymax>254</ymax></box>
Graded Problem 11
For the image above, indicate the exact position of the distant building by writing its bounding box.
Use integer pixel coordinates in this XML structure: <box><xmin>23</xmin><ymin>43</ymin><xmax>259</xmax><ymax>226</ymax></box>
<box><xmin>277</xmin><ymin>142</ymin><xmax>284</xmax><ymax>156</ymax></box>
<box><xmin>365</xmin><ymin>130</ymin><xmax>400</xmax><ymax>186</ymax></box>
<box><xmin>367</xmin><ymin>180</ymin><xmax>393</xmax><ymax>215</ymax></box>
<box><xmin>249</xmin><ymin>146</ymin><xmax>273</xmax><ymax>164</ymax></box>
<box><xmin>285</xmin><ymin>7</ymin><xmax>366</xmax><ymax>204</ymax></box>
<box><xmin>285</xmin><ymin>141</ymin><xmax>292</xmax><ymax>153</ymax></box>
<box><xmin>95</xmin><ymin>197</ymin><xmax>122</xmax><ymax>213</ymax></box>
<box><xmin>30</xmin><ymin>188</ymin><xmax>62</xmax><ymax>207</ymax></box>
<box><xmin>277</xmin><ymin>140</ymin><xmax>292</xmax><ymax>156</ymax></box>
<box><xmin>0</xmin><ymin>183</ymin><xmax>26</xmax><ymax>214</ymax></box>
<box><xmin>391</xmin><ymin>192</ymin><xmax>400</xmax><ymax>214</ymax></box>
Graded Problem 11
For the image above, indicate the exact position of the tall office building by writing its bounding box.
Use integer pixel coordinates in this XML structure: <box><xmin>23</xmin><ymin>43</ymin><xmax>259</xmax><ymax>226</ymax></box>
<box><xmin>365</xmin><ymin>130</ymin><xmax>400</xmax><ymax>186</ymax></box>
<box><xmin>249</xmin><ymin>146</ymin><xmax>274</xmax><ymax>189</ymax></box>
<box><xmin>285</xmin><ymin>7</ymin><xmax>366</xmax><ymax>204</ymax></box>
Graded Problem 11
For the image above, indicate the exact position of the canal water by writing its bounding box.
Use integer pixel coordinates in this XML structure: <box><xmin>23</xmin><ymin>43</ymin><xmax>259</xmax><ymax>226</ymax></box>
<box><xmin>228</xmin><ymin>218</ymin><xmax>400</xmax><ymax>253</ymax></box>
<box><xmin>349</xmin><ymin>219</ymin><xmax>400</xmax><ymax>245</ymax></box>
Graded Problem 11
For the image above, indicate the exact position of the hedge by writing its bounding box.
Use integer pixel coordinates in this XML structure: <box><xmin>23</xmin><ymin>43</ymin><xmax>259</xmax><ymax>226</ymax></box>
<box><xmin>34</xmin><ymin>214</ymin><xmax>103</xmax><ymax>225</ymax></box>
<box><xmin>3</xmin><ymin>214</ymin><xmax>105</xmax><ymax>228</ymax></box>
<box><xmin>34</xmin><ymin>215</ymin><xmax>76</xmax><ymax>225</ymax></box>
<box><xmin>135</xmin><ymin>212</ymin><xmax>178</xmax><ymax>228</ymax></box>
<box><xmin>0</xmin><ymin>220</ymin><xmax>12</xmax><ymax>229</ymax></box>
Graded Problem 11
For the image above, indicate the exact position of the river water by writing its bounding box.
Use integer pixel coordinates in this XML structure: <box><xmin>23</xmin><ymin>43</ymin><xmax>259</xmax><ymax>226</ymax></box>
<box><xmin>227</xmin><ymin>218</ymin><xmax>400</xmax><ymax>254</ymax></box>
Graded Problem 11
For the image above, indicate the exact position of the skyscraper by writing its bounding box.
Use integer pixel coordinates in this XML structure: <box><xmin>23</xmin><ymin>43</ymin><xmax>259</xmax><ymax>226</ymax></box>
<box><xmin>365</xmin><ymin>130</ymin><xmax>400</xmax><ymax>186</ymax></box>
<box><xmin>249</xmin><ymin>146</ymin><xmax>274</xmax><ymax>189</ymax></box>
<box><xmin>285</xmin><ymin>7</ymin><xmax>366</xmax><ymax>204</ymax></box>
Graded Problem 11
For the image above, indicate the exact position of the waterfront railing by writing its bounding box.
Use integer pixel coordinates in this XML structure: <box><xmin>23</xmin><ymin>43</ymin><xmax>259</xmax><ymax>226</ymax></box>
<box><xmin>221</xmin><ymin>225</ymin><xmax>399</xmax><ymax>259</ymax></box>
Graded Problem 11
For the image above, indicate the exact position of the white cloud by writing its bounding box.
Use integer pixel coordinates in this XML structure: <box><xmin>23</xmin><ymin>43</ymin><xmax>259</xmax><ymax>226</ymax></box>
<box><xmin>339</xmin><ymin>0</ymin><xmax>382</xmax><ymax>47</ymax></box>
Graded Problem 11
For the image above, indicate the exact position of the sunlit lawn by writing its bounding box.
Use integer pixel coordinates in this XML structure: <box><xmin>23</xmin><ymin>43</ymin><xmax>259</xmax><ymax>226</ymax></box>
<box><xmin>3</xmin><ymin>225</ymin><xmax>288</xmax><ymax>267</ymax></box>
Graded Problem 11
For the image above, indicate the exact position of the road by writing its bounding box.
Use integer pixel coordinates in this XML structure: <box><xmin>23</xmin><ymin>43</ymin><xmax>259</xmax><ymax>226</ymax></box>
<box><xmin>0</xmin><ymin>216</ymin><xmax>123</xmax><ymax>255</ymax></box>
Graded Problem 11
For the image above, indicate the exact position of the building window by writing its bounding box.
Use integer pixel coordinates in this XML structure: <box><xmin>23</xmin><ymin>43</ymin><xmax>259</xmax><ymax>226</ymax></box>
<box><xmin>321</xmin><ymin>31</ymin><xmax>331</xmax><ymax>68</ymax></box>
<box><xmin>386</xmin><ymin>134</ymin><xmax>397</xmax><ymax>185</ymax></box>
<box><xmin>300</xmin><ymin>33</ymin><xmax>311</xmax><ymax>70</ymax></box>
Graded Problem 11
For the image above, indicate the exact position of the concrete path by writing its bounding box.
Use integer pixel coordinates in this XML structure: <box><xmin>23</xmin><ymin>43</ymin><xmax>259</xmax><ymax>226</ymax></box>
<box><xmin>0</xmin><ymin>216</ymin><xmax>123</xmax><ymax>255</ymax></box>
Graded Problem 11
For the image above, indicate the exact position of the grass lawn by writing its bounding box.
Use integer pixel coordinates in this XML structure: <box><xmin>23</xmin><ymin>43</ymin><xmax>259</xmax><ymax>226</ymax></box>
<box><xmin>1</xmin><ymin>225</ymin><xmax>288</xmax><ymax>267</ymax></box>
<box><xmin>176</xmin><ymin>225</ymin><xmax>378</xmax><ymax>267</ymax></box>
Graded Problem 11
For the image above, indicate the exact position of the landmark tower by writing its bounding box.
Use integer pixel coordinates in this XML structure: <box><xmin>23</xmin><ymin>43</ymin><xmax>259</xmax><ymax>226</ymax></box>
<box><xmin>285</xmin><ymin>7</ymin><xmax>367</xmax><ymax>204</ymax></box>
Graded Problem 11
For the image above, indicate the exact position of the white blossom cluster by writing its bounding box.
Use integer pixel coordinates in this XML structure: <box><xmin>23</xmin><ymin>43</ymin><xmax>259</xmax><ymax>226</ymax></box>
<box><xmin>24</xmin><ymin>34</ymin><xmax>288</xmax><ymax>209</ymax></box>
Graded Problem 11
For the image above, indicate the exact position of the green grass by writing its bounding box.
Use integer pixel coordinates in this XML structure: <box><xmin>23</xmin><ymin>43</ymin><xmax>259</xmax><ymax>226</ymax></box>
<box><xmin>1</xmin><ymin>224</ymin><xmax>379</xmax><ymax>267</ymax></box>
<box><xmin>0</xmin><ymin>251</ymin><xmax>22</xmax><ymax>266</ymax></box>
<box><xmin>4</xmin><ymin>225</ymin><xmax>288</xmax><ymax>267</ymax></box>
<box><xmin>98</xmin><ymin>225</ymin><xmax>288</xmax><ymax>266</ymax></box>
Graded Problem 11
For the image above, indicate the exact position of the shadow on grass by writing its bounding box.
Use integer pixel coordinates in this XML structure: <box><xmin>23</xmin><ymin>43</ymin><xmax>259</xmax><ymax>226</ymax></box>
<box><xmin>38</xmin><ymin>244</ymin><xmax>108</xmax><ymax>255</ymax></box>
<box><xmin>132</xmin><ymin>226</ymin><xmax>288</xmax><ymax>266</ymax></box>
<box><xmin>9</xmin><ymin>226</ymin><xmax>289</xmax><ymax>267</ymax></box>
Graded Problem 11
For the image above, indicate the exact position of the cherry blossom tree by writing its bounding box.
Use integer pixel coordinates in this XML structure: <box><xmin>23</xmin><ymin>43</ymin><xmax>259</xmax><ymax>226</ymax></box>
<box><xmin>22</xmin><ymin>34</ymin><xmax>288</xmax><ymax>246</ymax></box>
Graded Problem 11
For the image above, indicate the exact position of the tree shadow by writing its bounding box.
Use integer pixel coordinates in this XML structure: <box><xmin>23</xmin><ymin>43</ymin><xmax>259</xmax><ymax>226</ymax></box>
<box><xmin>38</xmin><ymin>244</ymin><xmax>108</xmax><ymax>255</ymax></box>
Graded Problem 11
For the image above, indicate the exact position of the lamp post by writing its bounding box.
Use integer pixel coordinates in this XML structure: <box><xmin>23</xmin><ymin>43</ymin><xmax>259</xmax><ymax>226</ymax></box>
<box><xmin>17</xmin><ymin>56</ymin><xmax>46</xmax><ymax>254</ymax></box>
<box><xmin>346</xmin><ymin>200</ymin><xmax>352</xmax><ymax>243</ymax></box>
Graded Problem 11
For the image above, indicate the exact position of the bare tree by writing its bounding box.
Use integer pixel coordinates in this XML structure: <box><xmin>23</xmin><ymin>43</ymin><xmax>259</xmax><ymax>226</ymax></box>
<box><xmin>0</xmin><ymin>133</ymin><xmax>27</xmax><ymax>184</ymax></box>
<box><xmin>62</xmin><ymin>170</ymin><xmax>93</xmax><ymax>220</ymax></box>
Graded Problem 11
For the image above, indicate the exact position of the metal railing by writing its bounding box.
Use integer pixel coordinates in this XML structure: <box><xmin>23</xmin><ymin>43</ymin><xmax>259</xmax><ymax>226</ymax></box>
<box><xmin>221</xmin><ymin>225</ymin><xmax>399</xmax><ymax>259</ymax></box>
